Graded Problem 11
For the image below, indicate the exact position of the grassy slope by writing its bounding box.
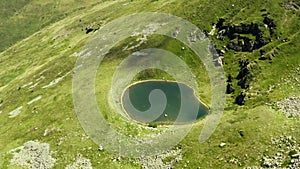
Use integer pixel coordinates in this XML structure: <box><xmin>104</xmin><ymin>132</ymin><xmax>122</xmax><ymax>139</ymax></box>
<box><xmin>0</xmin><ymin>0</ymin><xmax>299</xmax><ymax>168</ymax></box>
<box><xmin>0</xmin><ymin>0</ymin><xmax>114</xmax><ymax>52</ymax></box>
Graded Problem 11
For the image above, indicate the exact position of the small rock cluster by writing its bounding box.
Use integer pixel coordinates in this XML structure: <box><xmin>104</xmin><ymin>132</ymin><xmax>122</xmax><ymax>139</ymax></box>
<box><xmin>65</xmin><ymin>153</ymin><xmax>93</xmax><ymax>169</ymax></box>
<box><xmin>9</xmin><ymin>141</ymin><xmax>56</xmax><ymax>169</ymax></box>
<box><xmin>277</xmin><ymin>96</ymin><xmax>300</xmax><ymax>118</ymax></box>
<box><xmin>281</xmin><ymin>1</ymin><xmax>300</xmax><ymax>11</ymax></box>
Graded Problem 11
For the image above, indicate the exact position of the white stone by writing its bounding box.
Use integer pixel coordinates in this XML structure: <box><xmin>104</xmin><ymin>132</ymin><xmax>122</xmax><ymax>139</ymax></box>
<box><xmin>219</xmin><ymin>142</ymin><xmax>226</xmax><ymax>147</ymax></box>
<box><xmin>8</xmin><ymin>106</ymin><xmax>23</xmax><ymax>118</ymax></box>
<box><xmin>27</xmin><ymin>95</ymin><xmax>42</xmax><ymax>105</ymax></box>
<box><xmin>98</xmin><ymin>146</ymin><xmax>103</xmax><ymax>151</ymax></box>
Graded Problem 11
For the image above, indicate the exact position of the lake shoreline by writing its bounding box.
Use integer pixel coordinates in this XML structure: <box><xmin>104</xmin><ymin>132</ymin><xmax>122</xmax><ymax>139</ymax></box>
<box><xmin>119</xmin><ymin>79</ymin><xmax>211</xmax><ymax>125</ymax></box>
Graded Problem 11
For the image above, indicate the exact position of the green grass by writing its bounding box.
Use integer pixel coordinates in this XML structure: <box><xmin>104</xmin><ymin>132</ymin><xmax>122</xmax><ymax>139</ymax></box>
<box><xmin>0</xmin><ymin>0</ymin><xmax>299</xmax><ymax>168</ymax></box>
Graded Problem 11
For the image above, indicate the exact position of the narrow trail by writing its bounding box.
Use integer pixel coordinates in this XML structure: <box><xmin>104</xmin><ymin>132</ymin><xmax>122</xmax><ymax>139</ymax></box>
<box><xmin>264</xmin><ymin>31</ymin><xmax>300</xmax><ymax>57</ymax></box>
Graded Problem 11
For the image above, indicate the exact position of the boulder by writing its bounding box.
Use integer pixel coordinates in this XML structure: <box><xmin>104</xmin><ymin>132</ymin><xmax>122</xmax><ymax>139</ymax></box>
<box><xmin>235</xmin><ymin>92</ymin><xmax>246</xmax><ymax>105</ymax></box>
<box><xmin>226</xmin><ymin>83</ymin><xmax>235</xmax><ymax>94</ymax></box>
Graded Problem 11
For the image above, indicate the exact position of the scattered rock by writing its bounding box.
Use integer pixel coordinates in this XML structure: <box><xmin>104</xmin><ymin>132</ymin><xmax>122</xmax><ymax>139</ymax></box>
<box><xmin>219</xmin><ymin>142</ymin><xmax>226</xmax><ymax>147</ymax></box>
<box><xmin>117</xmin><ymin>156</ymin><xmax>121</xmax><ymax>162</ymax></box>
<box><xmin>43</xmin><ymin>129</ymin><xmax>49</xmax><ymax>136</ymax></box>
<box><xmin>238</xmin><ymin>130</ymin><xmax>245</xmax><ymax>137</ymax></box>
<box><xmin>291</xmin><ymin>154</ymin><xmax>299</xmax><ymax>159</ymax></box>
<box><xmin>65</xmin><ymin>153</ymin><xmax>93</xmax><ymax>169</ymax></box>
<box><xmin>246</xmin><ymin>135</ymin><xmax>300</xmax><ymax>169</ymax></box>
<box><xmin>281</xmin><ymin>1</ymin><xmax>300</xmax><ymax>11</ymax></box>
<box><xmin>98</xmin><ymin>146</ymin><xmax>104</xmax><ymax>151</ymax></box>
<box><xmin>42</xmin><ymin>72</ymin><xmax>71</xmax><ymax>89</ymax></box>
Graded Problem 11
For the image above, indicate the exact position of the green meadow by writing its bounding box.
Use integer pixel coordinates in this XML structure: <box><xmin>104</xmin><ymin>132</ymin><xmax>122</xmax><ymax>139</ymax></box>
<box><xmin>0</xmin><ymin>0</ymin><xmax>299</xmax><ymax>168</ymax></box>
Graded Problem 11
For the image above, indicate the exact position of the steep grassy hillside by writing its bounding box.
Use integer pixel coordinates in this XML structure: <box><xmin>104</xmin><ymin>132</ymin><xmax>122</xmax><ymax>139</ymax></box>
<box><xmin>0</xmin><ymin>0</ymin><xmax>299</xmax><ymax>168</ymax></box>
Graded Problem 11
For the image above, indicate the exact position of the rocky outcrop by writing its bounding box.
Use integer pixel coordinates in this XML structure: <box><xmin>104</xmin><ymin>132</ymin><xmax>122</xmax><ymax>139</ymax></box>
<box><xmin>214</xmin><ymin>15</ymin><xmax>278</xmax><ymax>105</ymax></box>
<box><xmin>84</xmin><ymin>22</ymin><xmax>102</xmax><ymax>34</ymax></box>
<box><xmin>237</xmin><ymin>59</ymin><xmax>251</xmax><ymax>89</ymax></box>
<box><xmin>215</xmin><ymin>17</ymin><xmax>274</xmax><ymax>53</ymax></box>
<box><xmin>230</xmin><ymin>58</ymin><xmax>257</xmax><ymax>105</ymax></box>
<box><xmin>233</xmin><ymin>58</ymin><xmax>253</xmax><ymax>105</ymax></box>
<box><xmin>85</xmin><ymin>27</ymin><xmax>99</xmax><ymax>34</ymax></box>
<box><xmin>226</xmin><ymin>74</ymin><xmax>235</xmax><ymax>94</ymax></box>
<box><xmin>235</xmin><ymin>92</ymin><xmax>246</xmax><ymax>105</ymax></box>
<box><xmin>210</xmin><ymin>42</ymin><xmax>224</xmax><ymax>66</ymax></box>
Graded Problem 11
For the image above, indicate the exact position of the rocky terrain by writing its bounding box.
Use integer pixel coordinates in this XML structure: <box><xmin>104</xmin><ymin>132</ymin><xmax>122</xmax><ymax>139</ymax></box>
<box><xmin>213</xmin><ymin>14</ymin><xmax>277</xmax><ymax>106</ymax></box>
<box><xmin>277</xmin><ymin>96</ymin><xmax>300</xmax><ymax>118</ymax></box>
<box><xmin>9</xmin><ymin>141</ymin><xmax>56</xmax><ymax>169</ymax></box>
<box><xmin>137</xmin><ymin>149</ymin><xmax>183</xmax><ymax>169</ymax></box>
<box><xmin>246</xmin><ymin>135</ymin><xmax>300</xmax><ymax>169</ymax></box>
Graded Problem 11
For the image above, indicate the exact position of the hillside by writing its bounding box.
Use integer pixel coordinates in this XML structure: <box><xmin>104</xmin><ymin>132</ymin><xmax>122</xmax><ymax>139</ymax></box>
<box><xmin>0</xmin><ymin>0</ymin><xmax>299</xmax><ymax>168</ymax></box>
